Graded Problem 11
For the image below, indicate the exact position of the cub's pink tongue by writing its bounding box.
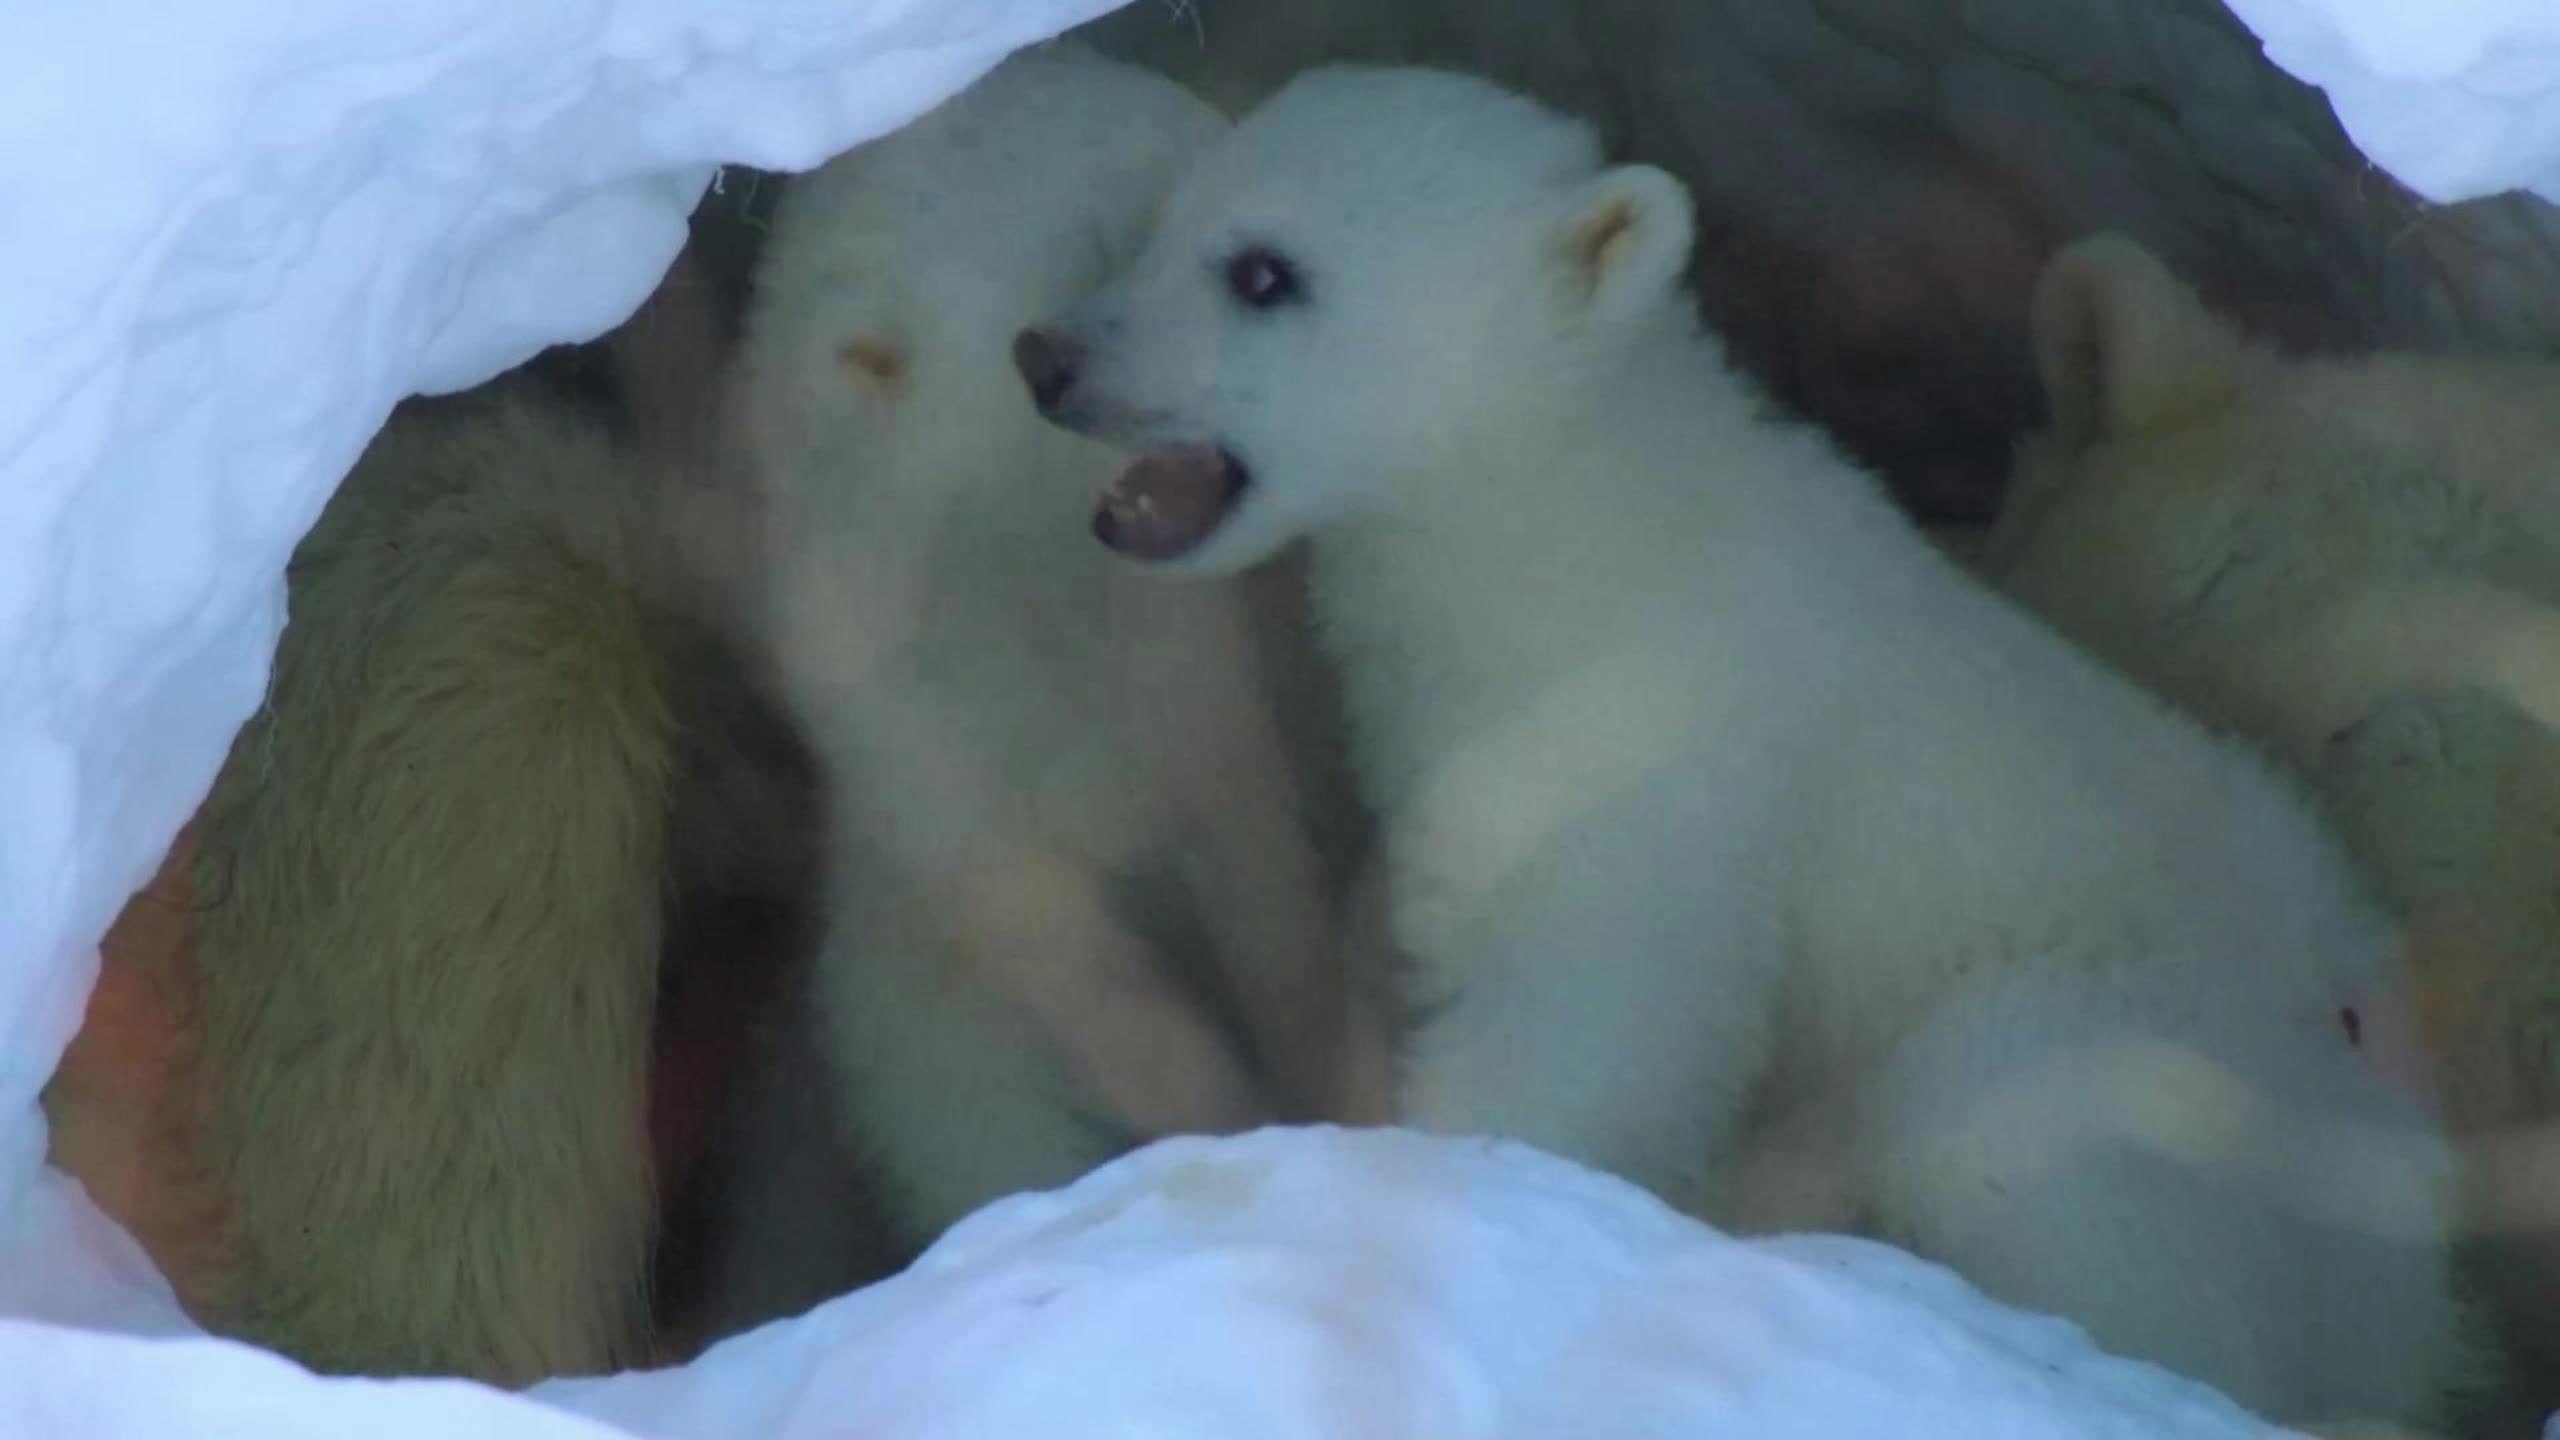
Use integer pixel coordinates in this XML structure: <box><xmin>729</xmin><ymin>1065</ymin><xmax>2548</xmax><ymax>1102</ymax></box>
<box><xmin>1094</xmin><ymin>446</ymin><xmax>1243</xmax><ymax>562</ymax></box>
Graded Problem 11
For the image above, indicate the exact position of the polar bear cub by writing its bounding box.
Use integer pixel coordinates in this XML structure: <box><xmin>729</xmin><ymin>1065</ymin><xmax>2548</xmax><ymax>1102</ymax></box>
<box><xmin>1984</xmin><ymin>235</ymin><xmax>2560</xmax><ymax>764</ymax></box>
<box><xmin>1016</xmin><ymin>65</ymin><xmax>2486</xmax><ymax>1429</ymax></box>
<box><xmin>1982</xmin><ymin>233</ymin><xmax>2560</xmax><ymax>1400</ymax></box>
<box><xmin>729</xmin><ymin>47</ymin><xmax>1354</xmax><ymax>1256</ymax></box>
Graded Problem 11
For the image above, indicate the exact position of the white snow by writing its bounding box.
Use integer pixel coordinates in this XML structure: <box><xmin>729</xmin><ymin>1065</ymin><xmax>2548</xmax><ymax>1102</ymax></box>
<box><xmin>0</xmin><ymin>0</ymin><xmax>1124</xmax><ymax>1331</ymax></box>
<box><xmin>0</xmin><ymin>0</ymin><xmax>2524</xmax><ymax>1430</ymax></box>
<box><xmin>0</xmin><ymin>1124</ymin><xmax>2297</xmax><ymax>1437</ymax></box>
<box><xmin>2222</xmin><ymin>0</ymin><xmax>2560</xmax><ymax>205</ymax></box>
<box><xmin>547</xmin><ymin>1129</ymin><xmax>2283</xmax><ymax>1439</ymax></box>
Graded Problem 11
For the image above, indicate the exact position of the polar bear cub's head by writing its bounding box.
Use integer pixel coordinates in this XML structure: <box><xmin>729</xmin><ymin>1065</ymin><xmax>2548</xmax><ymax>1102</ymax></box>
<box><xmin>1014</xmin><ymin>65</ymin><xmax>1697</xmax><ymax>575</ymax></box>
<box><xmin>735</xmin><ymin>46</ymin><xmax>1227</xmax><ymax>516</ymax></box>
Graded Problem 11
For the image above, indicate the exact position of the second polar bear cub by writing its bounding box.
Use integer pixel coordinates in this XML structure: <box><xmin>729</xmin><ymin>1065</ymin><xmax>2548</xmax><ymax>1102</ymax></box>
<box><xmin>1018</xmin><ymin>66</ymin><xmax>2486</xmax><ymax>1427</ymax></box>
<box><xmin>728</xmin><ymin>46</ymin><xmax>1352</xmax><ymax>1260</ymax></box>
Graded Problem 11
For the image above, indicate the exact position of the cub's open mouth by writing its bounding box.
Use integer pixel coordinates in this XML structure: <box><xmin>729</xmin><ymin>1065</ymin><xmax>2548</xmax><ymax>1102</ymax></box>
<box><xmin>1092</xmin><ymin>446</ymin><xmax>1252</xmax><ymax>562</ymax></box>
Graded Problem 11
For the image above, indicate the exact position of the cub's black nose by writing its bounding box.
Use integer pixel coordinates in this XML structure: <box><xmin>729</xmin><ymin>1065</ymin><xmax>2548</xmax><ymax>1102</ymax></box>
<box><xmin>1012</xmin><ymin>327</ymin><xmax>1084</xmax><ymax>415</ymax></box>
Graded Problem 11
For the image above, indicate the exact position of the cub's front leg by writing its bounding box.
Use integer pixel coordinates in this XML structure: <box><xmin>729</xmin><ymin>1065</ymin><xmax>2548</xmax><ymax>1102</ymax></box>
<box><xmin>1377</xmin><ymin>651</ymin><xmax>1790</xmax><ymax>1212</ymax></box>
<box><xmin>1387</xmin><ymin>785</ymin><xmax>1787</xmax><ymax>1216</ymax></box>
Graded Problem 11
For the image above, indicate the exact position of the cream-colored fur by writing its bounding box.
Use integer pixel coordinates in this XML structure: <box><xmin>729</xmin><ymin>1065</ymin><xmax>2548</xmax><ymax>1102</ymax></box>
<box><xmin>1032</xmin><ymin>67</ymin><xmax>2484</xmax><ymax>1429</ymax></box>
<box><xmin>187</xmin><ymin>389</ymin><xmax>685</xmax><ymax>1382</ymax></box>
<box><xmin>726</xmin><ymin>47</ymin><xmax>1368</xmax><ymax>1259</ymax></box>
<box><xmin>1986</xmin><ymin>235</ymin><xmax>2560</xmax><ymax>763</ymax></box>
<box><xmin>1981</xmin><ymin>232</ymin><xmax>2560</xmax><ymax>1408</ymax></box>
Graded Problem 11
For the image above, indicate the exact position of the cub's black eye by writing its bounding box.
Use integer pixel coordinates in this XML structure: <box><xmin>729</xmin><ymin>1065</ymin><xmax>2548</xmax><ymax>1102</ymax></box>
<box><xmin>1223</xmin><ymin>245</ymin><xmax>1303</xmax><ymax>310</ymax></box>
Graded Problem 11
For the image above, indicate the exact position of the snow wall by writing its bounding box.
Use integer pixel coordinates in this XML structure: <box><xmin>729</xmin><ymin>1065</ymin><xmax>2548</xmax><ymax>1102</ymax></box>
<box><xmin>0</xmin><ymin>0</ymin><xmax>2552</xmax><ymax>1433</ymax></box>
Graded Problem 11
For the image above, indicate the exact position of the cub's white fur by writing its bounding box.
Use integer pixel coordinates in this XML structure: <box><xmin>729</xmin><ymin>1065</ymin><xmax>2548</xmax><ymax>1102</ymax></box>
<box><xmin>1031</xmin><ymin>66</ymin><xmax>2484</xmax><ymax>1428</ymax></box>
<box><xmin>728</xmin><ymin>48</ymin><xmax>1357</xmax><ymax>1259</ymax></box>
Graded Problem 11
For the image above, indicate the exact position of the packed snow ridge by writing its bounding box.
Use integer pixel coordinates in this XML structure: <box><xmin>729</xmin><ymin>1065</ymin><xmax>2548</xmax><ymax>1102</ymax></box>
<box><xmin>0</xmin><ymin>0</ymin><xmax>1126</xmax><ymax>1162</ymax></box>
<box><xmin>0</xmin><ymin>0</ymin><xmax>1121</xmax><ymax>1374</ymax></box>
<box><xmin>18</xmin><ymin>1128</ymin><xmax>2295</xmax><ymax>1439</ymax></box>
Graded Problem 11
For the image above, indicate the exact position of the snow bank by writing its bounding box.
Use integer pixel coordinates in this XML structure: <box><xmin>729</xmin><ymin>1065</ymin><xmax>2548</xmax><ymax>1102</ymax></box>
<box><xmin>555</xmin><ymin>1128</ymin><xmax>2282</xmax><ymax>1439</ymax></box>
<box><xmin>0</xmin><ymin>0</ymin><xmax>1115</xmax><ymax>1345</ymax></box>
<box><xmin>6</xmin><ymin>1118</ymin><xmax>2301</xmax><ymax>1437</ymax></box>
<box><xmin>2222</xmin><ymin>0</ymin><xmax>2560</xmax><ymax>205</ymax></box>
<box><xmin>0</xmin><ymin>1126</ymin><xmax>2291</xmax><ymax>1436</ymax></box>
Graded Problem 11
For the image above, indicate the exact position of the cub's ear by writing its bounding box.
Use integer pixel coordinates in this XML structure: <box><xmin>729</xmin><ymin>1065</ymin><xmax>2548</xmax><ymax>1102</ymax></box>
<box><xmin>2033</xmin><ymin>233</ymin><xmax>2247</xmax><ymax>451</ymax></box>
<box><xmin>1552</xmin><ymin>163</ymin><xmax>1694</xmax><ymax>330</ymax></box>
